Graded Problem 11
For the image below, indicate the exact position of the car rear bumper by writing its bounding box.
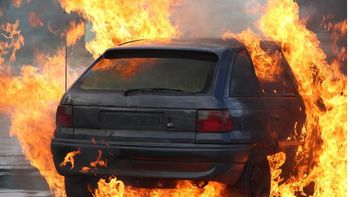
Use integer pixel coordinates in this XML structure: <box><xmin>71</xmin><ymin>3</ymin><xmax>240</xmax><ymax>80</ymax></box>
<box><xmin>51</xmin><ymin>138</ymin><xmax>253</xmax><ymax>185</ymax></box>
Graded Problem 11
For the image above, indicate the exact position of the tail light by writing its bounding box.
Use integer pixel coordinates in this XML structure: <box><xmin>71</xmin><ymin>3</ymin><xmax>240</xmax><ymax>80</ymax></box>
<box><xmin>56</xmin><ymin>105</ymin><xmax>73</xmax><ymax>127</ymax></box>
<box><xmin>197</xmin><ymin>110</ymin><xmax>233</xmax><ymax>132</ymax></box>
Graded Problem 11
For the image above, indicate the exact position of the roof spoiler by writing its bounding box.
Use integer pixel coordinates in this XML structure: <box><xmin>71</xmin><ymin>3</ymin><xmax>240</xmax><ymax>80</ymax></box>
<box><xmin>118</xmin><ymin>39</ymin><xmax>147</xmax><ymax>46</ymax></box>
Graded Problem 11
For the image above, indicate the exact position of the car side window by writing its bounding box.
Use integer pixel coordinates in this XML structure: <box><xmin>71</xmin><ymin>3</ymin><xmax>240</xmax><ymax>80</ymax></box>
<box><xmin>230</xmin><ymin>51</ymin><xmax>261</xmax><ymax>97</ymax></box>
<box><xmin>256</xmin><ymin>49</ymin><xmax>297</xmax><ymax>97</ymax></box>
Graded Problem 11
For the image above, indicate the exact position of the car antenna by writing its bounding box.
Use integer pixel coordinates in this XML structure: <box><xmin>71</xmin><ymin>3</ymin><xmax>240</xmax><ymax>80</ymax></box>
<box><xmin>64</xmin><ymin>11</ymin><xmax>68</xmax><ymax>92</ymax></box>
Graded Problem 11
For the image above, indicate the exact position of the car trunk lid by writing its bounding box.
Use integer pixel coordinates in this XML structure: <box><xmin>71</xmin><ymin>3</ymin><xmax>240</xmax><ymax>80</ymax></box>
<box><xmin>72</xmin><ymin>104</ymin><xmax>196</xmax><ymax>143</ymax></box>
<box><xmin>63</xmin><ymin>92</ymin><xmax>225</xmax><ymax>143</ymax></box>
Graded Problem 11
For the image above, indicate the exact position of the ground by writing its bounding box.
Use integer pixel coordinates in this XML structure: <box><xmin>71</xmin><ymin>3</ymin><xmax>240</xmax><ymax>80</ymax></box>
<box><xmin>0</xmin><ymin>114</ymin><xmax>51</xmax><ymax>197</ymax></box>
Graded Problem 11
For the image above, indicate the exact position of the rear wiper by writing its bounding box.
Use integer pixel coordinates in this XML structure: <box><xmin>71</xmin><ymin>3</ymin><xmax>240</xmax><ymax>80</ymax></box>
<box><xmin>124</xmin><ymin>88</ymin><xmax>193</xmax><ymax>96</ymax></box>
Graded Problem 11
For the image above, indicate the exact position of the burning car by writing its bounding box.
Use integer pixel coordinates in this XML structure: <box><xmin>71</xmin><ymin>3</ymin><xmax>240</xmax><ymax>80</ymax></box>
<box><xmin>51</xmin><ymin>38</ymin><xmax>305</xmax><ymax>197</ymax></box>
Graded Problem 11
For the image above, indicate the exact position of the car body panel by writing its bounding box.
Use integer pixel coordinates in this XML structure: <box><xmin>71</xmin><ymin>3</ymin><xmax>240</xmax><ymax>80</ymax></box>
<box><xmin>51</xmin><ymin>38</ymin><xmax>306</xmax><ymax>185</ymax></box>
<box><xmin>52</xmin><ymin>139</ymin><xmax>252</xmax><ymax>185</ymax></box>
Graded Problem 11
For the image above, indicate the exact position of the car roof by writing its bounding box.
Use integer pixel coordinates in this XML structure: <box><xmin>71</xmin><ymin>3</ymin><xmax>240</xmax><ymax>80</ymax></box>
<box><xmin>104</xmin><ymin>38</ymin><xmax>280</xmax><ymax>57</ymax></box>
<box><xmin>105</xmin><ymin>38</ymin><xmax>244</xmax><ymax>55</ymax></box>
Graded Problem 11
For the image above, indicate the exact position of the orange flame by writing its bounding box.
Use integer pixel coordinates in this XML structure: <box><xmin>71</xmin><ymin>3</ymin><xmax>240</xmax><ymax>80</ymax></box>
<box><xmin>0</xmin><ymin>0</ymin><xmax>346</xmax><ymax>196</ymax></box>
<box><xmin>59</xmin><ymin>0</ymin><xmax>181</xmax><ymax>58</ymax></box>
<box><xmin>93</xmin><ymin>180</ymin><xmax>226</xmax><ymax>197</ymax></box>
<box><xmin>61</xmin><ymin>149</ymin><xmax>107</xmax><ymax>174</ymax></box>
<box><xmin>267</xmin><ymin>152</ymin><xmax>287</xmax><ymax>196</ymax></box>
<box><xmin>81</xmin><ymin>166</ymin><xmax>91</xmax><ymax>173</ymax></box>
<box><xmin>0</xmin><ymin>20</ymin><xmax>25</xmax><ymax>63</ymax></box>
<box><xmin>60</xmin><ymin>150</ymin><xmax>80</xmax><ymax>169</ymax></box>
<box><xmin>93</xmin><ymin>177</ymin><xmax>125</xmax><ymax>197</ymax></box>
<box><xmin>90</xmin><ymin>150</ymin><xmax>107</xmax><ymax>168</ymax></box>
<box><xmin>0</xmin><ymin>49</ymin><xmax>69</xmax><ymax>196</ymax></box>
<box><xmin>223</xmin><ymin>29</ymin><xmax>282</xmax><ymax>82</ymax></box>
<box><xmin>66</xmin><ymin>21</ymin><xmax>85</xmax><ymax>47</ymax></box>
<box><xmin>237</xmin><ymin>0</ymin><xmax>347</xmax><ymax>196</ymax></box>
<box><xmin>1</xmin><ymin>1</ymin><xmax>181</xmax><ymax>195</ymax></box>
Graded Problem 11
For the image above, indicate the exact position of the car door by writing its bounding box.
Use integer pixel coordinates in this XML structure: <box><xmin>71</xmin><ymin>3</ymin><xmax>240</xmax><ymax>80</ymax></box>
<box><xmin>224</xmin><ymin>49</ymin><xmax>304</xmax><ymax>145</ymax></box>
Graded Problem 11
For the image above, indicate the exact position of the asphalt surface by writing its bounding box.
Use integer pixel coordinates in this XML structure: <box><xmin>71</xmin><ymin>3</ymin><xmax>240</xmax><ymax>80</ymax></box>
<box><xmin>0</xmin><ymin>114</ymin><xmax>52</xmax><ymax>197</ymax></box>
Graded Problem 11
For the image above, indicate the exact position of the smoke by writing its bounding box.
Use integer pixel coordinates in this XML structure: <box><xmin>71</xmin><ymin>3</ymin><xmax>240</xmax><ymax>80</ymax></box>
<box><xmin>171</xmin><ymin>0</ymin><xmax>346</xmax><ymax>72</ymax></box>
<box><xmin>171</xmin><ymin>0</ymin><xmax>346</xmax><ymax>37</ymax></box>
<box><xmin>172</xmin><ymin>0</ymin><xmax>263</xmax><ymax>38</ymax></box>
<box><xmin>0</xmin><ymin>0</ymin><xmax>346</xmax><ymax>72</ymax></box>
<box><xmin>1</xmin><ymin>0</ymin><xmax>346</xmax><ymax>57</ymax></box>
<box><xmin>298</xmin><ymin>0</ymin><xmax>347</xmax><ymax>29</ymax></box>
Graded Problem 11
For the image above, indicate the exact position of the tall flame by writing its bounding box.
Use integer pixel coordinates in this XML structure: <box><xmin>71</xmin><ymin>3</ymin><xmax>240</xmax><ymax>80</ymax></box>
<box><xmin>59</xmin><ymin>0</ymin><xmax>181</xmax><ymax>58</ymax></box>
<box><xmin>66</xmin><ymin>21</ymin><xmax>85</xmax><ymax>47</ymax></box>
<box><xmin>263</xmin><ymin>1</ymin><xmax>346</xmax><ymax>196</ymax></box>
<box><xmin>0</xmin><ymin>49</ymin><xmax>68</xmax><ymax>196</ymax></box>
<box><xmin>225</xmin><ymin>0</ymin><xmax>347</xmax><ymax>196</ymax></box>
<box><xmin>0</xmin><ymin>0</ymin><xmax>346</xmax><ymax>196</ymax></box>
<box><xmin>223</xmin><ymin>29</ymin><xmax>282</xmax><ymax>82</ymax></box>
<box><xmin>0</xmin><ymin>1</ymin><xmax>182</xmax><ymax>196</ymax></box>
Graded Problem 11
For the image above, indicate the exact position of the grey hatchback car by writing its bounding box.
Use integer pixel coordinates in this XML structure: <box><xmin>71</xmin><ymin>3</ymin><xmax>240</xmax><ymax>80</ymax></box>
<box><xmin>51</xmin><ymin>38</ymin><xmax>305</xmax><ymax>197</ymax></box>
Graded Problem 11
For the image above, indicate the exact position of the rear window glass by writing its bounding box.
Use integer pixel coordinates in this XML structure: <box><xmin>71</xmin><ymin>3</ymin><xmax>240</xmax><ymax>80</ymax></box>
<box><xmin>75</xmin><ymin>51</ymin><xmax>218</xmax><ymax>94</ymax></box>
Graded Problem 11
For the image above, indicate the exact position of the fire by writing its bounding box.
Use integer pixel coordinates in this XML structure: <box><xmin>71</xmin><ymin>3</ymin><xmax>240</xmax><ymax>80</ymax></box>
<box><xmin>224</xmin><ymin>0</ymin><xmax>346</xmax><ymax>196</ymax></box>
<box><xmin>60</xmin><ymin>150</ymin><xmax>80</xmax><ymax>169</ymax></box>
<box><xmin>0</xmin><ymin>0</ymin><xmax>179</xmax><ymax>195</ymax></box>
<box><xmin>60</xmin><ymin>149</ymin><xmax>108</xmax><ymax>172</ymax></box>
<box><xmin>59</xmin><ymin>0</ymin><xmax>181</xmax><ymax>58</ymax></box>
<box><xmin>0</xmin><ymin>0</ymin><xmax>346</xmax><ymax>197</ymax></box>
<box><xmin>267</xmin><ymin>152</ymin><xmax>287</xmax><ymax>196</ymax></box>
<box><xmin>93</xmin><ymin>180</ymin><xmax>226</xmax><ymax>197</ymax></box>
<box><xmin>93</xmin><ymin>177</ymin><xmax>125</xmax><ymax>197</ymax></box>
<box><xmin>58</xmin><ymin>149</ymin><xmax>226</xmax><ymax>196</ymax></box>
<box><xmin>223</xmin><ymin>29</ymin><xmax>282</xmax><ymax>82</ymax></box>
<box><xmin>60</xmin><ymin>149</ymin><xmax>107</xmax><ymax>173</ymax></box>
<box><xmin>66</xmin><ymin>21</ymin><xmax>85</xmax><ymax>47</ymax></box>
<box><xmin>0</xmin><ymin>20</ymin><xmax>25</xmax><ymax>63</ymax></box>
<box><xmin>90</xmin><ymin>150</ymin><xmax>107</xmax><ymax>168</ymax></box>
<box><xmin>0</xmin><ymin>49</ymin><xmax>68</xmax><ymax>196</ymax></box>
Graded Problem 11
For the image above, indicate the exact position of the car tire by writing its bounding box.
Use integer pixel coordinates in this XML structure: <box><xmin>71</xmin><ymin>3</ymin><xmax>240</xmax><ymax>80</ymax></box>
<box><xmin>230</xmin><ymin>156</ymin><xmax>271</xmax><ymax>197</ymax></box>
<box><xmin>65</xmin><ymin>175</ymin><xmax>97</xmax><ymax>197</ymax></box>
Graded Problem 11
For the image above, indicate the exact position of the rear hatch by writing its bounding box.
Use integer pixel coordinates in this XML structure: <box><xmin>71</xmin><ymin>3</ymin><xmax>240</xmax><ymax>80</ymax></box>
<box><xmin>61</xmin><ymin>49</ymin><xmax>223</xmax><ymax>143</ymax></box>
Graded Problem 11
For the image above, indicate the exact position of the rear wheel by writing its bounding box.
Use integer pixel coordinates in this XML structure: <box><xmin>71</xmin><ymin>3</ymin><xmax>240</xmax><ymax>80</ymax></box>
<box><xmin>230</xmin><ymin>157</ymin><xmax>271</xmax><ymax>197</ymax></box>
<box><xmin>65</xmin><ymin>176</ymin><xmax>98</xmax><ymax>197</ymax></box>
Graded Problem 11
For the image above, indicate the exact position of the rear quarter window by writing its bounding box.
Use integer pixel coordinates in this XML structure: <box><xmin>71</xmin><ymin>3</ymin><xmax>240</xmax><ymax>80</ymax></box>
<box><xmin>257</xmin><ymin>49</ymin><xmax>297</xmax><ymax>97</ymax></box>
<box><xmin>230</xmin><ymin>51</ymin><xmax>261</xmax><ymax>97</ymax></box>
<box><xmin>230</xmin><ymin>49</ymin><xmax>297</xmax><ymax>97</ymax></box>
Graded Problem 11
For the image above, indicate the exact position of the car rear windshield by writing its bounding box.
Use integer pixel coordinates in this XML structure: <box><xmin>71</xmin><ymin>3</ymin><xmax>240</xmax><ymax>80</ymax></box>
<box><xmin>75</xmin><ymin>50</ymin><xmax>218</xmax><ymax>94</ymax></box>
